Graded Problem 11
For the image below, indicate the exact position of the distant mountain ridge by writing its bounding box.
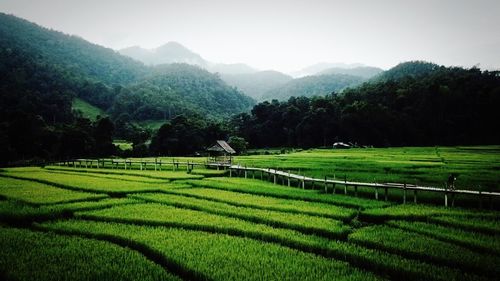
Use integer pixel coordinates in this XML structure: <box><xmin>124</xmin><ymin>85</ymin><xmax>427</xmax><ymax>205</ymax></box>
<box><xmin>319</xmin><ymin>66</ymin><xmax>383</xmax><ymax>79</ymax></box>
<box><xmin>261</xmin><ymin>74</ymin><xmax>365</xmax><ymax>101</ymax></box>
<box><xmin>0</xmin><ymin>13</ymin><xmax>254</xmax><ymax>122</ymax></box>
<box><xmin>120</xmin><ymin>42</ymin><xmax>208</xmax><ymax>67</ymax></box>
<box><xmin>221</xmin><ymin>71</ymin><xmax>293</xmax><ymax>100</ymax></box>
<box><xmin>119</xmin><ymin>42</ymin><xmax>257</xmax><ymax>75</ymax></box>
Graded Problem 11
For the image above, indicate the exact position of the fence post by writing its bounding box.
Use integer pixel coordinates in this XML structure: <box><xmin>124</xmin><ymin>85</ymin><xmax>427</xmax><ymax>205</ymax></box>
<box><xmin>244</xmin><ymin>166</ymin><xmax>247</xmax><ymax>179</ymax></box>
<box><xmin>324</xmin><ymin>177</ymin><xmax>327</xmax><ymax>193</ymax></box>
<box><xmin>444</xmin><ymin>184</ymin><xmax>448</xmax><ymax>207</ymax></box>
<box><xmin>354</xmin><ymin>185</ymin><xmax>358</xmax><ymax>197</ymax></box>
<box><xmin>287</xmin><ymin>171</ymin><xmax>291</xmax><ymax>187</ymax></box>
<box><xmin>332</xmin><ymin>183</ymin><xmax>336</xmax><ymax>194</ymax></box>
<box><xmin>229</xmin><ymin>168</ymin><xmax>232</xmax><ymax>177</ymax></box>
<box><xmin>414</xmin><ymin>189</ymin><xmax>418</xmax><ymax>204</ymax></box>
<box><xmin>302</xmin><ymin>175</ymin><xmax>305</xmax><ymax>189</ymax></box>
<box><xmin>375</xmin><ymin>186</ymin><xmax>379</xmax><ymax>200</ymax></box>
<box><xmin>403</xmin><ymin>183</ymin><xmax>407</xmax><ymax>204</ymax></box>
<box><xmin>273</xmin><ymin>170</ymin><xmax>277</xmax><ymax>185</ymax></box>
<box><xmin>344</xmin><ymin>176</ymin><xmax>347</xmax><ymax>195</ymax></box>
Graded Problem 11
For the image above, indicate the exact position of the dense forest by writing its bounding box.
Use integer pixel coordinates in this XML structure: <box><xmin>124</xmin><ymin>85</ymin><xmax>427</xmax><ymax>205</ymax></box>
<box><xmin>0</xmin><ymin>13</ymin><xmax>253</xmax><ymax>164</ymax></box>
<box><xmin>1</xmin><ymin>13</ymin><xmax>500</xmax><ymax>164</ymax></box>
<box><xmin>261</xmin><ymin>74</ymin><xmax>365</xmax><ymax>101</ymax></box>
<box><xmin>233</xmin><ymin>62</ymin><xmax>500</xmax><ymax>148</ymax></box>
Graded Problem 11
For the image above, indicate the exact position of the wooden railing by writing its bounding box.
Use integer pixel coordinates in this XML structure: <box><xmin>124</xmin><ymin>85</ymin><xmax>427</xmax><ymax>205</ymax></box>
<box><xmin>56</xmin><ymin>159</ymin><xmax>500</xmax><ymax>207</ymax></box>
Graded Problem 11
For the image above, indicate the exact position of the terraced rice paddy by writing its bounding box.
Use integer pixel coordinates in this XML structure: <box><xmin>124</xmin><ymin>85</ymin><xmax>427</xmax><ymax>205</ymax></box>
<box><xmin>1</xmin><ymin>156</ymin><xmax>499</xmax><ymax>280</ymax></box>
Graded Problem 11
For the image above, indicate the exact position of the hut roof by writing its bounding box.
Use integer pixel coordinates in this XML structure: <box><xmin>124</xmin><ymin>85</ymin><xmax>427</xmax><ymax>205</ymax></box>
<box><xmin>207</xmin><ymin>140</ymin><xmax>236</xmax><ymax>154</ymax></box>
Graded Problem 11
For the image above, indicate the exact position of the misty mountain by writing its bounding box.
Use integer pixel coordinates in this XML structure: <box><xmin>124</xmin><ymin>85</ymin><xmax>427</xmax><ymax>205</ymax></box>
<box><xmin>290</xmin><ymin>62</ymin><xmax>365</xmax><ymax>77</ymax></box>
<box><xmin>319</xmin><ymin>66</ymin><xmax>383</xmax><ymax>79</ymax></box>
<box><xmin>0</xmin><ymin>14</ymin><xmax>146</xmax><ymax>85</ymax></box>
<box><xmin>108</xmin><ymin>63</ymin><xmax>254</xmax><ymax>121</ymax></box>
<box><xmin>221</xmin><ymin>70</ymin><xmax>293</xmax><ymax>100</ymax></box>
<box><xmin>120</xmin><ymin>42</ymin><xmax>257</xmax><ymax>75</ymax></box>
<box><xmin>120</xmin><ymin>42</ymin><xmax>208</xmax><ymax>67</ymax></box>
<box><xmin>209</xmin><ymin>63</ymin><xmax>257</xmax><ymax>75</ymax></box>
<box><xmin>261</xmin><ymin>74</ymin><xmax>364</xmax><ymax>101</ymax></box>
<box><xmin>0</xmin><ymin>13</ymin><xmax>254</xmax><ymax>122</ymax></box>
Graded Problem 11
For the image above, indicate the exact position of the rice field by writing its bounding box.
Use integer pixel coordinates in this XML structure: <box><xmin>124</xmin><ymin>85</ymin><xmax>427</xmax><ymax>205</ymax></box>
<box><xmin>1</xmin><ymin>147</ymin><xmax>499</xmax><ymax>280</ymax></box>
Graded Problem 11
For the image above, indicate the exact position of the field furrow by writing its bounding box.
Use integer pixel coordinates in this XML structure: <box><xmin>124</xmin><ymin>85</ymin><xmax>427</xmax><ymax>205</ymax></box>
<box><xmin>131</xmin><ymin>193</ymin><xmax>350</xmax><ymax>238</ymax></box>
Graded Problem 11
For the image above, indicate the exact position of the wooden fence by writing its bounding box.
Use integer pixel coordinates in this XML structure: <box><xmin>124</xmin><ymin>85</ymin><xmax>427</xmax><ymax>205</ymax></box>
<box><xmin>57</xmin><ymin>159</ymin><xmax>500</xmax><ymax>208</ymax></box>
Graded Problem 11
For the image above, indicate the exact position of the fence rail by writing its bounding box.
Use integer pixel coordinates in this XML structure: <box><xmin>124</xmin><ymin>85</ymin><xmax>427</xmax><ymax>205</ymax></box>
<box><xmin>56</xmin><ymin>159</ymin><xmax>500</xmax><ymax>207</ymax></box>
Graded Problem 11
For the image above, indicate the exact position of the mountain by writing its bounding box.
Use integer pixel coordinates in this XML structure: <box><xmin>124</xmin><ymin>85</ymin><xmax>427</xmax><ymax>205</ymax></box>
<box><xmin>209</xmin><ymin>63</ymin><xmax>257</xmax><ymax>75</ymax></box>
<box><xmin>374</xmin><ymin>61</ymin><xmax>441</xmax><ymax>81</ymax></box>
<box><xmin>108</xmin><ymin>63</ymin><xmax>254</xmax><ymax>121</ymax></box>
<box><xmin>319</xmin><ymin>66</ymin><xmax>383</xmax><ymax>79</ymax></box>
<box><xmin>120</xmin><ymin>42</ymin><xmax>257</xmax><ymax>75</ymax></box>
<box><xmin>261</xmin><ymin>74</ymin><xmax>364</xmax><ymax>101</ymax></box>
<box><xmin>233</xmin><ymin>62</ymin><xmax>500</xmax><ymax>148</ymax></box>
<box><xmin>221</xmin><ymin>70</ymin><xmax>293</xmax><ymax>100</ymax></box>
<box><xmin>120</xmin><ymin>42</ymin><xmax>208</xmax><ymax>66</ymax></box>
<box><xmin>0</xmin><ymin>12</ymin><xmax>256</xmax><ymax>162</ymax></box>
<box><xmin>290</xmin><ymin>62</ymin><xmax>365</xmax><ymax>77</ymax></box>
<box><xmin>0</xmin><ymin>14</ymin><xmax>146</xmax><ymax>85</ymax></box>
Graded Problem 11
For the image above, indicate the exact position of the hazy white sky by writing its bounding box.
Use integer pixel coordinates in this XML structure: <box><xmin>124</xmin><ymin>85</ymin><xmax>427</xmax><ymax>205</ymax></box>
<box><xmin>1</xmin><ymin>0</ymin><xmax>499</xmax><ymax>72</ymax></box>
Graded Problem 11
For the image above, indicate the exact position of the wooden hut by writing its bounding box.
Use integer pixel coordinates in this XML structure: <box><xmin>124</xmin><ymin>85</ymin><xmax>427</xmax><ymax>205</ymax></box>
<box><xmin>207</xmin><ymin>140</ymin><xmax>236</xmax><ymax>164</ymax></box>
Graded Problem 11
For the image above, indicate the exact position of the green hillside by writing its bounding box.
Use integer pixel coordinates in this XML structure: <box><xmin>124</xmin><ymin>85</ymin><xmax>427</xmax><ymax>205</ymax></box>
<box><xmin>72</xmin><ymin>98</ymin><xmax>106</xmax><ymax>120</ymax></box>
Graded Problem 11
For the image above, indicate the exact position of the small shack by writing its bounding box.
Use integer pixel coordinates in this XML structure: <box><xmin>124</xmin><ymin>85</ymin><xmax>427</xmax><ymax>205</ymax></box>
<box><xmin>207</xmin><ymin>140</ymin><xmax>236</xmax><ymax>164</ymax></box>
<box><xmin>333</xmin><ymin>142</ymin><xmax>351</xmax><ymax>149</ymax></box>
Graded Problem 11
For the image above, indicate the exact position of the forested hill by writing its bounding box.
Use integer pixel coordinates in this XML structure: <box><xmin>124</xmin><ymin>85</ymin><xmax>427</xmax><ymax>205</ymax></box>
<box><xmin>0</xmin><ymin>13</ymin><xmax>254</xmax><ymax>164</ymax></box>
<box><xmin>108</xmin><ymin>64</ymin><xmax>254</xmax><ymax>121</ymax></box>
<box><xmin>232</xmin><ymin>62</ymin><xmax>500</xmax><ymax>148</ymax></box>
<box><xmin>0</xmin><ymin>13</ymin><xmax>146</xmax><ymax>85</ymax></box>
<box><xmin>261</xmin><ymin>74</ymin><xmax>365</xmax><ymax>101</ymax></box>
<box><xmin>0</xmin><ymin>13</ymin><xmax>254</xmax><ymax>119</ymax></box>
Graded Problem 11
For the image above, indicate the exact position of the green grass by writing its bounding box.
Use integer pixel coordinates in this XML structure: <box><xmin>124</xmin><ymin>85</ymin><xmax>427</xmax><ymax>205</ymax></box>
<box><xmin>44</xmin><ymin>166</ymin><xmax>203</xmax><ymax>180</ymax></box>
<box><xmin>44</xmin><ymin>169</ymin><xmax>171</xmax><ymax>183</ymax></box>
<box><xmin>1</xmin><ymin>168</ymin><xmax>188</xmax><ymax>195</ymax></box>
<box><xmin>348</xmin><ymin>225</ymin><xmax>500</xmax><ymax>278</ymax></box>
<box><xmin>1</xmin><ymin>155</ymin><xmax>499</xmax><ymax>281</ymax></box>
<box><xmin>38</xmin><ymin>219</ymin><xmax>486</xmax><ymax>281</ymax></box>
<box><xmin>386</xmin><ymin>220</ymin><xmax>500</xmax><ymax>256</ymax></box>
<box><xmin>0</xmin><ymin>226</ymin><xmax>179</xmax><ymax>281</ymax></box>
<box><xmin>125</xmin><ymin>194</ymin><xmax>352</xmax><ymax>238</ymax></box>
<box><xmin>0</xmin><ymin>198</ymin><xmax>140</xmax><ymax>224</ymax></box>
<box><xmin>428</xmin><ymin>215</ymin><xmax>500</xmax><ymax>235</ymax></box>
<box><xmin>0</xmin><ymin>176</ymin><xmax>107</xmax><ymax>204</ymax></box>
<box><xmin>163</xmin><ymin>187</ymin><xmax>356</xmax><ymax>220</ymax></box>
<box><xmin>233</xmin><ymin>146</ymin><xmax>500</xmax><ymax>191</ymax></box>
<box><xmin>113</xmin><ymin>140</ymin><xmax>133</xmax><ymax>151</ymax></box>
<box><xmin>38</xmin><ymin>220</ymin><xmax>382</xmax><ymax>281</ymax></box>
<box><xmin>72</xmin><ymin>98</ymin><xmax>106</xmax><ymax>120</ymax></box>
<box><xmin>75</xmin><ymin>203</ymin><xmax>349</xmax><ymax>244</ymax></box>
<box><xmin>360</xmin><ymin>203</ymin><xmax>498</xmax><ymax>222</ymax></box>
<box><xmin>186</xmin><ymin>177</ymin><xmax>390</xmax><ymax>209</ymax></box>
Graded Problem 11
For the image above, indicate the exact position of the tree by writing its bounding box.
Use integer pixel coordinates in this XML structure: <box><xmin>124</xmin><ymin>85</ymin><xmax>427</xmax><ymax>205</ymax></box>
<box><xmin>228</xmin><ymin>136</ymin><xmax>248</xmax><ymax>155</ymax></box>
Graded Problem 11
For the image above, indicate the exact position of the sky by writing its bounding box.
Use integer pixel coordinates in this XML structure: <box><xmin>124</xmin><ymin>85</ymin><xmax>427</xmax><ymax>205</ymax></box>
<box><xmin>1</xmin><ymin>0</ymin><xmax>499</xmax><ymax>73</ymax></box>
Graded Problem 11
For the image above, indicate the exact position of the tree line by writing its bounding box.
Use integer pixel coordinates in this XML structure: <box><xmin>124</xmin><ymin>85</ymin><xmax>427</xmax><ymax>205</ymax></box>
<box><xmin>232</xmin><ymin>63</ymin><xmax>500</xmax><ymax>148</ymax></box>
